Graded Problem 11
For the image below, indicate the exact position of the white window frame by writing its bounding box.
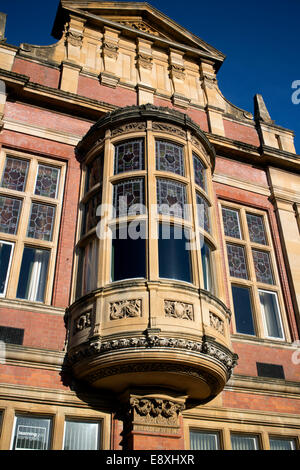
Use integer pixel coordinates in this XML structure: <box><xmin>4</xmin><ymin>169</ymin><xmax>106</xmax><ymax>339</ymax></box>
<box><xmin>0</xmin><ymin>240</ymin><xmax>14</xmax><ymax>297</ymax></box>
<box><xmin>259</xmin><ymin>289</ymin><xmax>285</xmax><ymax>341</ymax></box>
<box><xmin>62</xmin><ymin>418</ymin><xmax>101</xmax><ymax>450</ymax></box>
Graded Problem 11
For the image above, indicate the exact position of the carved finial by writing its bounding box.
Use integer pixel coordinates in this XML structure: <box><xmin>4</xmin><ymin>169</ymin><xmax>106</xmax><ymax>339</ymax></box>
<box><xmin>0</xmin><ymin>12</ymin><xmax>7</xmax><ymax>41</ymax></box>
<box><xmin>254</xmin><ymin>94</ymin><xmax>274</xmax><ymax>124</ymax></box>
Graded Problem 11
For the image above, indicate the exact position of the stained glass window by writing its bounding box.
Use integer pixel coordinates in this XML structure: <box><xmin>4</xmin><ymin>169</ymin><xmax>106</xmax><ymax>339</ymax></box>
<box><xmin>196</xmin><ymin>193</ymin><xmax>210</xmax><ymax>232</ymax></box>
<box><xmin>113</xmin><ymin>178</ymin><xmax>145</xmax><ymax>218</ymax></box>
<box><xmin>226</xmin><ymin>243</ymin><xmax>248</xmax><ymax>279</ymax></box>
<box><xmin>157</xmin><ymin>178</ymin><xmax>187</xmax><ymax>219</ymax></box>
<box><xmin>246</xmin><ymin>213</ymin><xmax>267</xmax><ymax>245</ymax></box>
<box><xmin>222</xmin><ymin>208</ymin><xmax>241</xmax><ymax>239</ymax></box>
<box><xmin>1</xmin><ymin>157</ymin><xmax>29</xmax><ymax>192</ymax></box>
<box><xmin>252</xmin><ymin>250</ymin><xmax>274</xmax><ymax>284</ymax></box>
<box><xmin>86</xmin><ymin>154</ymin><xmax>103</xmax><ymax>192</ymax></box>
<box><xmin>156</xmin><ymin>141</ymin><xmax>184</xmax><ymax>176</ymax></box>
<box><xmin>82</xmin><ymin>189</ymin><xmax>102</xmax><ymax>234</ymax></box>
<box><xmin>35</xmin><ymin>165</ymin><xmax>60</xmax><ymax>198</ymax></box>
<box><xmin>114</xmin><ymin>140</ymin><xmax>144</xmax><ymax>174</ymax></box>
<box><xmin>193</xmin><ymin>154</ymin><xmax>206</xmax><ymax>190</ymax></box>
<box><xmin>27</xmin><ymin>203</ymin><xmax>56</xmax><ymax>241</ymax></box>
<box><xmin>0</xmin><ymin>196</ymin><xmax>22</xmax><ymax>235</ymax></box>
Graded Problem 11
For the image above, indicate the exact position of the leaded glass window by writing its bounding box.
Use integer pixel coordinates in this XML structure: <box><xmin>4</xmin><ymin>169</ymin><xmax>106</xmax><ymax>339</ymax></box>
<box><xmin>0</xmin><ymin>196</ymin><xmax>22</xmax><ymax>234</ymax></box>
<box><xmin>246</xmin><ymin>213</ymin><xmax>267</xmax><ymax>245</ymax></box>
<box><xmin>156</xmin><ymin>140</ymin><xmax>184</xmax><ymax>176</ymax></box>
<box><xmin>196</xmin><ymin>193</ymin><xmax>210</xmax><ymax>232</ymax></box>
<box><xmin>114</xmin><ymin>140</ymin><xmax>144</xmax><ymax>174</ymax></box>
<box><xmin>27</xmin><ymin>203</ymin><xmax>56</xmax><ymax>241</ymax></box>
<box><xmin>86</xmin><ymin>154</ymin><xmax>103</xmax><ymax>192</ymax></box>
<box><xmin>82</xmin><ymin>190</ymin><xmax>102</xmax><ymax>234</ymax></box>
<box><xmin>193</xmin><ymin>154</ymin><xmax>206</xmax><ymax>190</ymax></box>
<box><xmin>252</xmin><ymin>250</ymin><xmax>274</xmax><ymax>284</ymax></box>
<box><xmin>157</xmin><ymin>178</ymin><xmax>187</xmax><ymax>219</ymax></box>
<box><xmin>113</xmin><ymin>178</ymin><xmax>145</xmax><ymax>218</ymax></box>
<box><xmin>1</xmin><ymin>157</ymin><xmax>29</xmax><ymax>192</ymax></box>
<box><xmin>226</xmin><ymin>243</ymin><xmax>248</xmax><ymax>279</ymax></box>
<box><xmin>35</xmin><ymin>164</ymin><xmax>60</xmax><ymax>198</ymax></box>
<box><xmin>222</xmin><ymin>208</ymin><xmax>241</xmax><ymax>239</ymax></box>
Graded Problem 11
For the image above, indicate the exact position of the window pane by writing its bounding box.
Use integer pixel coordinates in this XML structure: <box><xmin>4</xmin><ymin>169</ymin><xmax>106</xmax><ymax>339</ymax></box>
<box><xmin>222</xmin><ymin>208</ymin><xmax>241</xmax><ymax>239</ymax></box>
<box><xmin>157</xmin><ymin>178</ymin><xmax>187</xmax><ymax>219</ymax></box>
<box><xmin>156</xmin><ymin>140</ymin><xmax>184</xmax><ymax>176</ymax></box>
<box><xmin>190</xmin><ymin>431</ymin><xmax>219</xmax><ymax>450</ymax></box>
<box><xmin>1</xmin><ymin>157</ymin><xmax>29</xmax><ymax>192</ymax></box>
<box><xmin>252</xmin><ymin>250</ymin><xmax>274</xmax><ymax>284</ymax></box>
<box><xmin>27</xmin><ymin>203</ymin><xmax>56</xmax><ymax>241</ymax></box>
<box><xmin>232</xmin><ymin>285</ymin><xmax>255</xmax><ymax>335</ymax></box>
<box><xmin>82</xmin><ymin>239</ymin><xmax>98</xmax><ymax>296</ymax></box>
<box><xmin>231</xmin><ymin>434</ymin><xmax>259</xmax><ymax>450</ymax></box>
<box><xmin>226</xmin><ymin>243</ymin><xmax>248</xmax><ymax>279</ymax></box>
<box><xmin>193</xmin><ymin>154</ymin><xmax>206</xmax><ymax>190</ymax></box>
<box><xmin>269</xmin><ymin>437</ymin><xmax>296</xmax><ymax>450</ymax></box>
<box><xmin>114</xmin><ymin>140</ymin><xmax>144</xmax><ymax>174</ymax></box>
<box><xmin>113</xmin><ymin>178</ymin><xmax>144</xmax><ymax>218</ymax></box>
<box><xmin>0</xmin><ymin>196</ymin><xmax>22</xmax><ymax>235</ymax></box>
<box><xmin>86</xmin><ymin>153</ymin><xmax>103</xmax><ymax>191</ymax></box>
<box><xmin>0</xmin><ymin>241</ymin><xmax>14</xmax><ymax>296</ymax></box>
<box><xmin>64</xmin><ymin>420</ymin><xmax>100</xmax><ymax>450</ymax></box>
<box><xmin>259</xmin><ymin>290</ymin><xmax>284</xmax><ymax>339</ymax></box>
<box><xmin>158</xmin><ymin>223</ymin><xmax>192</xmax><ymax>283</ymax></box>
<box><xmin>82</xmin><ymin>189</ymin><xmax>102</xmax><ymax>234</ymax></box>
<box><xmin>246</xmin><ymin>213</ymin><xmax>267</xmax><ymax>245</ymax></box>
<box><xmin>197</xmin><ymin>193</ymin><xmax>210</xmax><ymax>232</ymax></box>
<box><xmin>12</xmin><ymin>416</ymin><xmax>52</xmax><ymax>450</ymax></box>
<box><xmin>16</xmin><ymin>247</ymin><xmax>50</xmax><ymax>302</ymax></box>
<box><xmin>35</xmin><ymin>164</ymin><xmax>60</xmax><ymax>198</ymax></box>
<box><xmin>201</xmin><ymin>242</ymin><xmax>213</xmax><ymax>292</ymax></box>
<box><xmin>111</xmin><ymin>223</ymin><xmax>146</xmax><ymax>281</ymax></box>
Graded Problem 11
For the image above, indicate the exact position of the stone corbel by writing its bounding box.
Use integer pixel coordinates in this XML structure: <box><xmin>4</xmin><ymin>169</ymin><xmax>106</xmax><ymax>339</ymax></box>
<box><xmin>64</xmin><ymin>16</ymin><xmax>85</xmax><ymax>63</ymax></box>
<box><xmin>200</xmin><ymin>60</ymin><xmax>225</xmax><ymax>136</ymax></box>
<box><xmin>169</xmin><ymin>49</ymin><xmax>190</xmax><ymax>109</ymax></box>
<box><xmin>99</xmin><ymin>27</ymin><xmax>120</xmax><ymax>88</ymax></box>
<box><xmin>136</xmin><ymin>39</ymin><xmax>154</xmax><ymax>104</ymax></box>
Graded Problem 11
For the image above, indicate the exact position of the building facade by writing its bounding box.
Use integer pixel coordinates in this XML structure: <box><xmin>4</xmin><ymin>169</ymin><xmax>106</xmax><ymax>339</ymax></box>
<box><xmin>0</xmin><ymin>1</ymin><xmax>299</xmax><ymax>451</ymax></box>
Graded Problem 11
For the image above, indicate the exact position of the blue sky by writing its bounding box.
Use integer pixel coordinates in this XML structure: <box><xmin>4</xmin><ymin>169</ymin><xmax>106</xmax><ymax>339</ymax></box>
<box><xmin>2</xmin><ymin>0</ymin><xmax>299</xmax><ymax>152</ymax></box>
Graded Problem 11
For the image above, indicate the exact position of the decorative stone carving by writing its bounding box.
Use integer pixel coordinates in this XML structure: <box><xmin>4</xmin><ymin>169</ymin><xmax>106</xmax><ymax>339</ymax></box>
<box><xmin>102</xmin><ymin>40</ymin><xmax>119</xmax><ymax>59</ymax></box>
<box><xmin>110</xmin><ymin>299</ymin><xmax>142</xmax><ymax>320</ymax></box>
<box><xmin>137</xmin><ymin>52</ymin><xmax>153</xmax><ymax>70</ymax></box>
<box><xmin>202</xmin><ymin>73</ymin><xmax>218</xmax><ymax>89</ymax></box>
<box><xmin>73</xmin><ymin>310</ymin><xmax>92</xmax><ymax>335</ymax></box>
<box><xmin>169</xmin><ymin>64</ymin><xmax>185</xmax><ymax>81</ymax></box>
<box><xmin>210</xmin><ymin>312</ymin><xmax>225</xmax><ymax>335</ymax></box>
<box><xmin>130</xmin><ymin>397</ymin><xmax>184</xmax><ymax>426</ymax></box>
<box><xmin>119</xmin><ymin>21</ymin><xmax>160</xmax><ymax>37</ymax></box>
<box><xmin>164</xmin><ymin>300</ymin><xmax>194</xmax><ymax>321</ymax></box>
<box><xmin>67</xmin><ymin>31</ymin><xmax>83</xmax><ymax>48</ymax></box>
<box><xmin>152</xmin><ymin>122</ymin><xmax>186</xmax><ymax>138</ymax></box>
<box><xmin>111</xmin><ymin>122</ymin><xmax>146</xmax><ymax>137</ymax></box>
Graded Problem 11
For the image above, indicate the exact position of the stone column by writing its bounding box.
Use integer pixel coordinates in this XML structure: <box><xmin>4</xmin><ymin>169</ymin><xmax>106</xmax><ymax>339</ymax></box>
<box><xmin>120</xmin><ymin>391</ymin><xmax>186</xmax><ymax>450</ymax></box>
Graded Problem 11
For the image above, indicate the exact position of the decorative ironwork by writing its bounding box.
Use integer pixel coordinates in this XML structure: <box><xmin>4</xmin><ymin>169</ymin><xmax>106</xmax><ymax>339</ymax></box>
<box><xmin>246</xmin><ymin>213</ymin><xmax>267</xmax><ymax>245</ymax></box>
<box><xmin>156</xmin><ymin>140</ymin><xmax>184</xmax><ymax>176</ymax></box>
<box><xmin>157</xmin><ymin>178</ymin><xmax>187</xmax><ymax>219</ymax></box>
<box><xmin>193</xmin><ymin>154</ymin><xmax>206</xmax><ymax>190</ymax></box>
<box><xmin>114</xmin><ymin>139</ymin><xmax>144</xmax><ymax>174</ymax></box>
<box><xmin>1</xmin><ymin>157</ymin><xmax>29</xmax><ymax>192</ymax></box>
<box><xmin>113</xmin><ymin>178</ymin><xmax>145</xmax><ymax>218</ymax></box>
<box><xmin>226</xmin><ymin>243</ymin><xmax>248</xmax><ymax>279</ymax></box>
<box><xmin>0</xmin><ymin>196</ymin><xmax>22</xmax><ymax>235</ymax></box>
<box><xmin>252</xmin><ymin>249</ymin><xmax>274</xmax><ymax>284</ymax></box>
<box><xmin>222</xmin><ymin>208</ymin><xmax>241</xmax><ymax>239</ymax></box>
<box><xmin>164</xmin><ymin>300</ymin><xmax>194</xmax><ymax>320</ymax></box>
<box><xmin>196</xmin><ymin>193</ymin><xmax>210</xmax><ymax>232</ymax></box>
<box><xmin>27</xmin><ymin>203</ymin><xmax>55</xmax><ymax>241</ymax></box>
<box><xmin>110</xmin><ymin>299</ymin><xmax>142</xmax><ymax>320</ymax></box>
<box><xmin>35</xmin><ymin>164</ymin><xmax>60</xmax><ymax>199</ymax></box>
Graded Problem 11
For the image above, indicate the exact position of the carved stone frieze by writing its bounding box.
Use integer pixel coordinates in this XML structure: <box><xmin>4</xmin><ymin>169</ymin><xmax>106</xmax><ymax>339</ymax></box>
<box><xmin>129</xmin><ymin>396</ymin><xmax>185</xmax><ymax>432</ymax></box>
<box><xmin>73</xmin><ymin>310</ymin><xmax>92</xmax><ymax>335</ymax></box>
<box><xmin>152</xmin><ymin>122</ymin><xmax>186</xmax><ymax>138</ymax></box>
<box><xmin>111</xmin><ymin>122</ymin><xmax>146</xmax><ymax>137</ymax></box>
<box><xmin>110</xmin><ymin>299</ymin><xmax>142</xmax><ymax>320</ymax></box>
<box><xmin>209</xmin><ymin>312</ymin><xmax>225</xmax><ymax>335</ymax></box>
<box><xmin>164</xmin><ymin>300</ymin><xmax>194</xmax><ymax>321</ymax></box>
<box><xmin>119</xmin><ymin>21</ymin><xmax>160</xmax><ymax>37</ymax></box>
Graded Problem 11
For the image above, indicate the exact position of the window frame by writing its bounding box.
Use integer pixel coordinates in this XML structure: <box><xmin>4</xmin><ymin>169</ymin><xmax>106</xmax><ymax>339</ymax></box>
<box><xmin>189</xmin><ymin>428</ymin><xmax>221</xmax><ymax>450</ymax></box>
<box><xmin>230</xmin><ymin>432</ymin><xmax>261</xmax><ymax>450</ymax></box>
<box><xmin>0</xmin><ymin>240</ymin><xmax>15</xmax><ymax>298</ymax></box>
<box><xmin>62</xmin><ymin>417</ymin><xmax>102</xmax><ymax>450</ymax></box>
<box><xmin>0</xmin><ymin>148</ymin><xmax>66</xmax><ymax>305</ymax></box>
<box><xmin>220</xmin><ymin>201</ymin><xmax>289</xmax><ymax>342</ymax></box>
<box><xmin>10</xmin><ymin>414</ymin><xmax>53</xmax><ymax>451</ymax></box>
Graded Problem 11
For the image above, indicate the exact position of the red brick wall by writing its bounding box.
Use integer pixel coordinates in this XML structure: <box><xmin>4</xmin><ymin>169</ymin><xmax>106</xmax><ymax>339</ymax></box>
<box><xmin>0</xmin><ymin>364</ymin><xmax>67</xmax><ymax>390</ymax></box>
<box><xmin>12</xmin><ymin>58</ymin><xmax>60</xmax><ymax>89</ymax></box>
<box><xmin>153</xmin><ymin>96</ymin><xmax>209</xmax><ymax>132</ymax></box>
<box><xmin>223</xmin><ymin>119</ymin><xmax>260</xmax><ymax>146</ymax></box>
<box><xmin>77</xmin><ymin>76</ymin><xmax>137</xmax><ymax>106</ymax></box>
<box><xmin>0</xmin><ymin>308</ymin><xmax>65</xmax><ymax>350</ymax></box>
<box><xmin>223</xmin><ymin>390</ymin><xmax>300</xmax><ymax>414</ymax></box>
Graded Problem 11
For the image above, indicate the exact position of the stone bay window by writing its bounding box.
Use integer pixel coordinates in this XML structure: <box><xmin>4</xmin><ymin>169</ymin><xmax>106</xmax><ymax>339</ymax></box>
<box><xmin>66</xmin><ymin>105</ymin><xmax>237</xmax><ymax>446</ymax></box>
